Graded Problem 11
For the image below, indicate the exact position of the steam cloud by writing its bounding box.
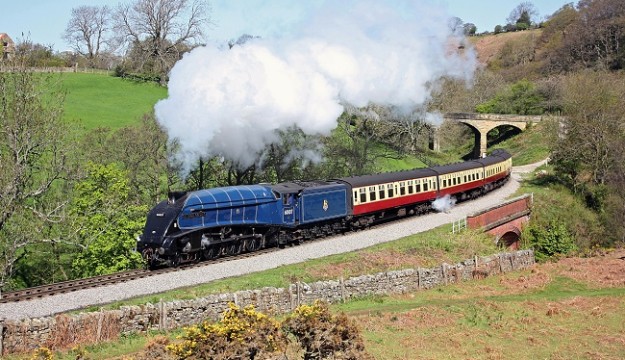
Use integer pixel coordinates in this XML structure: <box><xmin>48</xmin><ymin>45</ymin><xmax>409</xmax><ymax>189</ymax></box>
<box><xmin>154</xmin><ymin>0</ymin><xmax>476</xmax><ymax>174</ymax></box>
<box><xmin>432</xmin><ymin>194</ymin><xmax>457</xmax><ymax>213</ymax></box>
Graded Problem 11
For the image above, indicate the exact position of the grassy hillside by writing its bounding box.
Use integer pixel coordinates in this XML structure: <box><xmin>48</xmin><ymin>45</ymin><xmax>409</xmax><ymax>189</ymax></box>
<box><xmin>60</xmin><ymin>73</ymin><xmax>167</xmax><ymax>130</ymax></box>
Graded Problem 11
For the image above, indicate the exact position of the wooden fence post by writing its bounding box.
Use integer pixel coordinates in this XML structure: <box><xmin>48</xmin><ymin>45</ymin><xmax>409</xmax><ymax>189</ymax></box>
<box><xmin>0</xmin><ymin>321</ymin><xmax>4</xmax><ymax>356</ymax></box>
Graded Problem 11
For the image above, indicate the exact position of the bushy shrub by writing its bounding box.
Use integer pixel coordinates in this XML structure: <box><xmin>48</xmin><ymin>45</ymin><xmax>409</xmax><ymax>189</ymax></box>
<box><xmin>139</xmin><ymin>301</ymin><xmax>372</xmax><ymax>359</ymax></box>
<box><xmin>283</xmin><ymin>300</ymin><xmax>373</xmax><ymax>360</ymax></box>
<box><xmin>166</xmin><ymin>303</ymin><xmax>286</xmax><ymax>359</ymax></box>
<box><xmin>525</xmin><ymin>221</ymin><xmax>577</xmax><ymax>262</ymax></box>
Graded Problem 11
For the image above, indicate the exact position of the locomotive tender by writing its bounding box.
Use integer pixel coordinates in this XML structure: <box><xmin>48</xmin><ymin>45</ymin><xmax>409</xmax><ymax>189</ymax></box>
<box><xmin>138</xmin><ymin>149</ymin><xmax>512</xmax><ymax>268</ymax></box>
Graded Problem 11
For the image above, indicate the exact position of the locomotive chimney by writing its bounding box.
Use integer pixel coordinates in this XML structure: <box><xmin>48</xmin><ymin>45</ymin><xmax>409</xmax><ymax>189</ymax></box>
<box><xmin>168</xmin><ymin>191</ymin><xmax>187</xmax><ymax>204</ymax></box>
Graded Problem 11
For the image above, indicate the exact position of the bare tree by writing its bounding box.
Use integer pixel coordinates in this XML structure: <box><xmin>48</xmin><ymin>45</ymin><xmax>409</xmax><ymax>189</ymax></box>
<box><xmin>113</xmin><ymin>0</ymin><xmax>211</xmax><ymax>78</ymax></box>
<box><xmin>63</xmin><ymin>5</ymin><xmax>111</xmax><ymax>67</ymax></box>
<box><xmin>506</xmin><ymin>1</ymin><xmax>539</xmax><ymax>26</ymax></box>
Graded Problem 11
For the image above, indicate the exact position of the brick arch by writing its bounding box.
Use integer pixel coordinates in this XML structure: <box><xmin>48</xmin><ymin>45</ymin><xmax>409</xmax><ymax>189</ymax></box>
<box><xmin>496</xmin><ymin>227</ymin><xmax>522</xmax><ymax>250</ymax></box>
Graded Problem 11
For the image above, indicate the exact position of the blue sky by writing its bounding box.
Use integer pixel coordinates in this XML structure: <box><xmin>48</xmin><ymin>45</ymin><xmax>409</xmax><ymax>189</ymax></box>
<box><xmin>3</xmin><ymin>0</ymin><xmax>568</xmax><ymax>52</ymax></box>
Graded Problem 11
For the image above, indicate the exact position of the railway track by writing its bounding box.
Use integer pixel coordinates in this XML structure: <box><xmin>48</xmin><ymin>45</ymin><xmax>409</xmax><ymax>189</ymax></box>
<box><xmin>0</xmin><ymin>247</ymin><xmax>278</xmax><ymax>304</ymax></box>
<box><xmin>0</xmin><ymin>269</ymin><xmax>150</xmax><ymax>303</ymax></box>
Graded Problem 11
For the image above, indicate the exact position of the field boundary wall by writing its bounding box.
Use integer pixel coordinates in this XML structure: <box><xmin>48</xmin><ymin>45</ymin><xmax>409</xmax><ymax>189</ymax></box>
<box><xmin>0</xmin><ymin>250</ymin><xmax>534</xmax><ymax>355</ymax></box>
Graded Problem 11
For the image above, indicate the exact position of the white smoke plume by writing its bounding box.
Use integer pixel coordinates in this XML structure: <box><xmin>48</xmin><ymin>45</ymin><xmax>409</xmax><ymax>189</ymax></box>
<box><xmin>154</xmin><ymin>0</ymin><xmax>476</xmax><ymax>174</ymax></box>
<box><xmin>432</xmin><ymin>194</ymin><xmax>457</xmax><ymax>213</ymax></box>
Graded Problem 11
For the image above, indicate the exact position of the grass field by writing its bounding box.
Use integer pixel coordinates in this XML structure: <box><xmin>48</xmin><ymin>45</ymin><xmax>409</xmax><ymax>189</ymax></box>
<box><xmin>344</xmin><ymin>258</ymin><xmax>625</xmax><ymax>359</ymax></box>
<box><xmin>60</xmin><ymin>73</ymin><xmax>167</xmax><ymax>130</ymax></box>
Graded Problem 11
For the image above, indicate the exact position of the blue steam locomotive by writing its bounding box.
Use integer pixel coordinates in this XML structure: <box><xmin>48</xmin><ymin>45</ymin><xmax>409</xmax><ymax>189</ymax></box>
<box><xmin>137</xmin><ymin>149</ymin><xmax>512</xmax><ymax>268</ymax></box>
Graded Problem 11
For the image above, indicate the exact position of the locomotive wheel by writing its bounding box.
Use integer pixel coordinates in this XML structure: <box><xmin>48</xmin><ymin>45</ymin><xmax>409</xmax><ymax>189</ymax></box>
<box><xmin>245</xmin><ymin>238</ymin><xmax>260</xmax><ymax>252</ymax></box>
<box><xmin>226</xmin><ymin>241</ymin><xmax>242</xmax><ymax>256</ymax></box>
<box><xmin>203</xmin><ymin>245</ymin><xmax>220</xmax><ymax>260</ymax></box>
<box><xmin>169</xmin><ymin>252</ymin><xmax>181</xmax><ymax>267</ymax></box>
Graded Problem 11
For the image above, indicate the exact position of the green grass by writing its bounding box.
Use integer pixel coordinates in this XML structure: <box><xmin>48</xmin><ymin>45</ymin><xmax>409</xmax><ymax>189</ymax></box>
<box><xmin>376</xmin><ymin>154</ymin><xmax>426</xmax><ymax>171</ymax></box>
<box><xmin>491</xmin><ymin>120</ymin><xmax>553</xmax><ymax>165</ymax></box>
<box><xmin>60</xmin><ymin>73</ymin><xmax>167</xmax><ymax>130</ymax></box>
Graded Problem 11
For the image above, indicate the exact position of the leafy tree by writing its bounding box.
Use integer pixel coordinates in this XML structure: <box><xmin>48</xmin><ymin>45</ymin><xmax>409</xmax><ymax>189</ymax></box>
<box><xmin>81</xmin><ymin>114</ymin><xmax>179</xmax><ymax>205</ymax></box>
<box><xmin>69</xmin><ymin>162</ymin><xmax>145</xmax><ymax>277</ymax></box>
<box><xmin>507</xmin><ymin>2</ymin><xmax>538</xmax><ymax>28</ymax></box>
<box><xmin>323</xmin><ymin>106</ymin><xmax>401</xmax><ymax>177</ymax></box>
<box><xmin>573</xmin><ymin>0</ymin><xmax>625</xmax><ymax>70</ymax></box>
<box><xmin>463</xmin><ymin>23</ymin><xmax>477</xmax><ymax>36</ymax></box>
<box><xmin>0</xmin><ymin>58</ymin><xmax>75</xmax><ymax>291</ymax></box>
<box><xmin>525</xmin><ymin>221</ymin><xmax>577</xmax><ymax>262</ymax></box>
<box><xmin>494</xmin><ymin>25</ymin><xmax>504</xmax><ymax>34</ymax></box>
<box><xmin>516</xmin><ymin>10</ymin><xmax>532</xmax><ymax>30</ymax></box>
<box><xmin>13</xmin><ymin>40</ymin><xmax>65</xmax><ymax>68</ymax></box>
<box><xmin>551</xmin><ymin>71</ymin><xmax>625</xmax><ymax>218</ymax></box>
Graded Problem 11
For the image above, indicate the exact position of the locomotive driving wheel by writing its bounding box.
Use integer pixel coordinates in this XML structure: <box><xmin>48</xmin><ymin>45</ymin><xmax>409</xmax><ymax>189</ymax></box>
<box><xmin>245</xmin><ymin>237</ymin><xmax>261</xmax><ymax>252</ymax></box>
<box><xmin>203</xmin><ymin>245</ymin><xmax>220</xmax><ymax>260</ymax></box>
<box><xmin>226</xmin><ymin>241</ymin><xmax>242</xmax><ymax>256</ymax></box>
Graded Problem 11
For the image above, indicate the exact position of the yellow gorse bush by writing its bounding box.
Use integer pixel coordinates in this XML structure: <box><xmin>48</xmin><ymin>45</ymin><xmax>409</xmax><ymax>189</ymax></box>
<box><xmin>29</xmin><ymin>347</ymin><xmax>54</xmax><ymax>360</ymax></box>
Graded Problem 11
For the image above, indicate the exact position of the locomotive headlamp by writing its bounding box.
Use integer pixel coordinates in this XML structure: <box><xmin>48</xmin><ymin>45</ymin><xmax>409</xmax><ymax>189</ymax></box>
<box><xmin>158</xmin><ymin>247</ymin><xmax>165</xmax><ymax>255</ymax></box>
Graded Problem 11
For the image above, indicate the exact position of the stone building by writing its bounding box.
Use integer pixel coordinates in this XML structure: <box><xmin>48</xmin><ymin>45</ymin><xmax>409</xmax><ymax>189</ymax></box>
<box><xmin>0</xmin><ymin>33</ymin><xmax>15</xmax><ymax>60</ymax></box>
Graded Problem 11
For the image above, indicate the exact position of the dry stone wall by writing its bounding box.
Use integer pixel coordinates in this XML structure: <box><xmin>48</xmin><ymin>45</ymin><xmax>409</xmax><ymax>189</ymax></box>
<box><xmin>0</xmin><ymin>250</ymin><xmax>534</xmax><ymax>355</ymax></box>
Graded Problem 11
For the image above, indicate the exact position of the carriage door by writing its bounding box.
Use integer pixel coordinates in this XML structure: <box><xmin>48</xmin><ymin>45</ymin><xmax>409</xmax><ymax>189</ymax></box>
<box><xmin>282</xmin><ymin>193</ymin><xmax>296</xmax><ymax>225</ymax></box>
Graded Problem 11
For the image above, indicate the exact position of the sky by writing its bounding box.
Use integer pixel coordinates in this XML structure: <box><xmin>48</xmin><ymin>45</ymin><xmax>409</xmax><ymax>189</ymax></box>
<box><xmin>3</xmin><ymin>0</ymin><xmax>570</xmax><ymax>52</ymax></box>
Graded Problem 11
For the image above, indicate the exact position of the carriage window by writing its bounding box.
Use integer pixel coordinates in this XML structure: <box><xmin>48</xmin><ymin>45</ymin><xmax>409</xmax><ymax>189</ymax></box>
<box><xmin>387</xmin><ymin>184</ymin><xmax>394</xmax><ymax>197</ymax></box>
<box><xmin>353</xmin><ymin>191</ymin><xmax>358</xmax><ymax>203</ymax></box>
<box><xmin>424</xmin><ymin>182</ymin><xmax>429</xmax><ymax>191</ymax></box>
<box><xmin>369</xmin><ymin>186</ymin><xmax>377</xmax><ymax>201</ymax></box>
<box><xmin>452</xmin><ymin>178</ymin><xmax>456</xmax><ymax>186</ymax></box>
<box><xmin>359</xmin><ymin>188</ymin><xmax>367</xmax><ymax>203</ymax></box>
<box><xmin>464</xmin><ymin>175</ymin><xmax>467</xmax><ymax>182</ymax></box>
<box><xmin>400</xmin><ymin>182</ymin><xmax>406</xmax><ymax>196</ymax></box>
<box><xmin>408</xmin><ymin>180</ymin><xmax>414</xmax><ymax>194</ymax></box>
<box><xmin>442</xmin><ymin>179</ymin><xmax>447</xmax><ymax>188</ymax></box>
<box><xmin>379</xmin><ymin>185</ymin><xmax>386</xmax><ymax>200</ymax></box>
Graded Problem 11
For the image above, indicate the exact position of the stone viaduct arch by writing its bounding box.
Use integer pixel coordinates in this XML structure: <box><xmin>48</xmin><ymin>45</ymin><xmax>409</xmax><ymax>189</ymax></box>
<box><xmin>441</xmin><ymin>113</ymin><xmax>550</xmax><ymax>158</ymax></box>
